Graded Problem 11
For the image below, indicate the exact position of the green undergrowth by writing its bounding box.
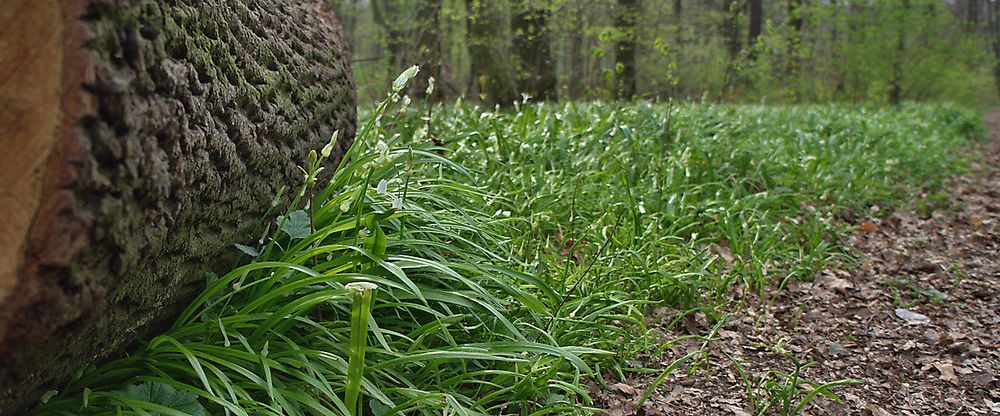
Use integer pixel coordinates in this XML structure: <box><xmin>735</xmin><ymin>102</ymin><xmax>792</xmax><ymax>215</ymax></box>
<box><xmin>30</xmin><ymin>70</ymin><xmax>983</xmax><ymax>415</ymax></box>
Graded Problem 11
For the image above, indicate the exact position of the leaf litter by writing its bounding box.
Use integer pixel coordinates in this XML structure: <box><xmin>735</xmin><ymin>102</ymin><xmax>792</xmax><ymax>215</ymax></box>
<box><xmin>592</xmin><ymin>112</ymin><xmax>1000</xmax><ymax>415</ymax></box>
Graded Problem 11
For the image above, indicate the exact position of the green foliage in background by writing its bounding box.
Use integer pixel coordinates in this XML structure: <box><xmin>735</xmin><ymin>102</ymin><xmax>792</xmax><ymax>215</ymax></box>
<box><xmin>333</xmin><ymin>0</ymin><xmax>999</xmax><ymax>106</ymax></box>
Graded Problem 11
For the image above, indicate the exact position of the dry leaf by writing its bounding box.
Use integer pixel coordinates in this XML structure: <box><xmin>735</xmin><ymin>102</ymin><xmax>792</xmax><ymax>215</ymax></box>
<box><xmin>612</xmin><ymin>383</ymin><xmax>636</xmax><ymax>396</ymax></box>
<box><xmin>859</xmin><ymin>221</ymin><xmax>879</xmax><ymax>233</ymax></box>
<box><xmin>866</xmin><ymin>404</ymin><xmax>893</xmax><ymax>416</ymax></box>
<box><xmin>894</xmin><ymin>308</ymin><xmax>930</xmax><ymax>324</ymax></box>
<box><xmin>725</xmin><ymin>404</ymin><xmax>752</xmax><ymax>416</ymax></box>
<box><xmin>716</xmin><ymin>243</ymin><xmax>735</xmax><ymax>265</ymax></box>
<box><xmin>822</xmin><ymin>274</ymin><xmax>854</xmax><ymax>292</ymax></box>
<box><xmin>933</xmin><ymin>361</ymin><xmax>957</xmax><ymax>383</ymax></box>
<box><xmin>973</xmin><ymin>373</ymin><xmax>995</xmax><ymax>387</ymax></box>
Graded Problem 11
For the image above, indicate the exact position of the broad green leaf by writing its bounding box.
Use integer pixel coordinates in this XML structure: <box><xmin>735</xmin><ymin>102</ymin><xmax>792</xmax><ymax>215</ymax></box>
<box><xmin>115</xmin><ymin>382</ymin><xmax>207</xmax><ymax>416</ymax></box>
<box><xmin>277</xmin><ymin>210</ymin><xmax>311</xmax><ymax>240</ymax></box>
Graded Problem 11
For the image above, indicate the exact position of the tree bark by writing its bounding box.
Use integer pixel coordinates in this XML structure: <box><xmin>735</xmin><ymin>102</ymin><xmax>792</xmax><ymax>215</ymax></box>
<box><xmin>889</xmin><ymin>0</ymin><xmax>909</xmax><ymax>104</ymax></box>
<box><xmin>989</xmin><ymin>0</ymin><xmax>1000</xmax><ymax>98</ymax></box>
<box><xmin>568</xmin><ymin>1</ymin><xmax>586</xmax><ymax>100</ymax></box>
<box><xmin>466</xmin><ymin>0</ymin><xmax>518</xmax><ymax>106</ymax></box>
<box><xmin>411</xmin><ymin>0</ymin><xmax>444</xmax><ymax>101</ymax></box>
<box><xmin>371</xmin><ymin>0</ymin><xmax>406</xmax><ymax>78</ymax></box>
<box><xmin>614</xmin><ymin>0</ymin><xmax>639</xmax><ymax>100</ymax></box>
<box><xmin>787</xmin><ymin>0</ymin><xmax>804</xmax><ymax>76</ymax></box>
<box><xmin>748</xmin><ymin>0</ymin><xmax>763</xmax><ymax>59</ymax></box>
<box><xmin>0</xmin><ymin>0</ymin><xmax>355</xmax><ymax>412</ymax></box>
<box><xmin>512</xmin><ymin>1</ymin><xmax>557</xmax><ymax>101</ymax></box>
<box><xmin>722</xmin><ymin>0</ymin><xmax>742</xmax><ymax>58</ymax></box>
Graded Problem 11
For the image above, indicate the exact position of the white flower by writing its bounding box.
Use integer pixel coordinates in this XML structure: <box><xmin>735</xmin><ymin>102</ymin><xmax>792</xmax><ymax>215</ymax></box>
<box><xmin>390</xmin><ymin>197</ymin><xmax>402</xmax><ymax>210</ymax></box>
<box><xmin>376</xmin><ymin>179</ymin><xmax>388</xmax><ymax>195</ymax></box>
<box><xmin>426</xmin><ymin>77</ymin><xmax>435</xmax><ymax>96</ymax></box>
<box><xmin>321</xmin><ymin>130</ymin><xmax>339</xmax><ymax>158</ymax></box>
<box><xmin>393</xmin><ymin>65</ymin><xmax>420</xmax><ymax>92</ymax></box>
<box><xmin>345</xmin><ymin>281</ymin><xmax>379</xmax><ymax>292</ymax></box>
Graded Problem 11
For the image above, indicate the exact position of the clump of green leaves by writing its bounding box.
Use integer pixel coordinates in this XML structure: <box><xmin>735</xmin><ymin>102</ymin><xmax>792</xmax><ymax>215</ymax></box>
<box><xmin>30</xmin><ymin>67</ymin><xmax>603</xmax><ymax>416</ymax></box>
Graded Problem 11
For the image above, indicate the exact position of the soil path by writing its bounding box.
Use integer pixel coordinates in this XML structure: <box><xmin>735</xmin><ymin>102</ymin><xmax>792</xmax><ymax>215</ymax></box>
<box><xmin>596</xmin><ymin>112</ymin><xmax>1000</xmax><ymax>415</ymax></box>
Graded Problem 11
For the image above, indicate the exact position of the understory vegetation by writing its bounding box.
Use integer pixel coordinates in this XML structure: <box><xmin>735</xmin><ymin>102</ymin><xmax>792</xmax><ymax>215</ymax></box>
<box><xmin>30</xmin><ymin>74</ymin><xmax>984</xmax><ymax>415</ymax></box>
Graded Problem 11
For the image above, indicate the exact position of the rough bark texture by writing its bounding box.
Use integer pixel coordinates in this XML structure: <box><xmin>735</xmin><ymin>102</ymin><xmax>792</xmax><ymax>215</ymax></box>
<box><xmin>0</xmin><ymin>0</ymin><xmax>356</xmax><ymax>413</ymax></box>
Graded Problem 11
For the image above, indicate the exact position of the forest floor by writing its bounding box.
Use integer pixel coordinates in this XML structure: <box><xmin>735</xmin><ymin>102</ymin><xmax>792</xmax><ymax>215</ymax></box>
<box><xmin>595</xmin><ymin>113</ymin><xmax>1000</xmax><ymax>416</ymax></box>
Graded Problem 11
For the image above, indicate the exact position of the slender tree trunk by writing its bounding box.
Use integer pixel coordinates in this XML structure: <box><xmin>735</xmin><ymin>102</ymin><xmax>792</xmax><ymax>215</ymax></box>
<box><xmin>987</xmin><ymin>0</ymin><xmax>1000</xmax><ymax>97</ymax></box>
<box><xmin>889</xmin><ymin>0</ymin><xmax>909</xmax><ymax>104</ymax></box>
<box><xmin>411</xmin><ymin>0</ymin><xmax>443</xmax><ymax>101</ymax></box>
<box><xmin>0</xmin><ymin>1</ymin><xmax>355</xmax><ymax>412</ymax></box>
<box><xmin>372</xmin><ymin>0</ymin><xmax>406</xmax><ymax>78</ymax></box>
<box><xmin>723</xmin><ymin>0</ymin><xmax>742</xmax><ymax>58</ymax></box>
<box><xmin>466</xmin><ymin>0</ymin><xmax>518</xmax><ymax>106</ymax></box>
<box><xmin>614</xmin><ymin>0</ymin><xmax>639</xmax><ymax>100</ymax></box>
<box><xmin>787</xmin><ymin>0</ymin><xmax>804</xmax><ymax>76</ymax></box>
<box><xmin>569</xmin><ymin>2</ymin><xmax>586</xmax><ymax>99</ymax></box>
<box><xmin>512</xmin><ymin>1</ymin><xmax>557</xmax><ymax>101</ymax></box>
<box><xmin>966</xmin><ymin>0</ymin><xmax>981</xmax><ymax>29</ymax></box>
<box><xmin>748</xmin><ymin>0</ymin><xmax>763</xmax><ymax>59</ymax></box>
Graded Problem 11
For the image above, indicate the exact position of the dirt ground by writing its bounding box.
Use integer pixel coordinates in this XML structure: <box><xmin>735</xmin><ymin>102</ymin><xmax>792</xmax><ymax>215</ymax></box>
<box><xmin>594</xmin><ymin>113</ymin><xmax>1000</xmax><ymax>415</ymax></box>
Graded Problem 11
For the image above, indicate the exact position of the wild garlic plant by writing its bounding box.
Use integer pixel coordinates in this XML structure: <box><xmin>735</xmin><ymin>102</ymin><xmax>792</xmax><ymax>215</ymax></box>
<box><xmin>30</xmin><ymin>66</ymin><xmax>603</xmax><ymax>416</ymax></box>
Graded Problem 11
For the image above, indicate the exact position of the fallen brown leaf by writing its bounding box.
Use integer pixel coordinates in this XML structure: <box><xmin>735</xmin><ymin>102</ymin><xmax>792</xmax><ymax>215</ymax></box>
<box><xmin>612</xmin><ymin>383</ymin><xmax>636</xmax><ymax>396</ymax></box>
<box><xmin>933</xmin><ymin>361</ymin><xmax>957</xmax><ymax>383</ymax></box>
<box><xmin>859</xmin><ymin>221</ymin><xmax>879</xmax><ymax>233</ymax></box>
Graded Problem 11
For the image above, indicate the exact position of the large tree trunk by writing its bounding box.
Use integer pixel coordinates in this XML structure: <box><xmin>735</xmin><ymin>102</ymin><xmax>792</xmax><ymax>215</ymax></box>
<box><xmin>0</xmin><ymin>0</ymin><xmax>355</xmax><ymax>412</ymax></box>
<box><xmin>614</xmin><ymin>0</ymin><xmax>638</xmax><ymax>100</ymax></box>
<box><xmin>512</xmin><ymin>1</ymin><xmax>557</xmax><ymax>101</ymax></box>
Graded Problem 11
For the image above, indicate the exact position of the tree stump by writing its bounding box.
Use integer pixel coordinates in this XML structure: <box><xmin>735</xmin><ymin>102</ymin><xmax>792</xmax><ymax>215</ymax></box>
<box><xmin>0</xmin><ymin>0</ymin><xmax>355</xmax><ymax>412</ymax></box>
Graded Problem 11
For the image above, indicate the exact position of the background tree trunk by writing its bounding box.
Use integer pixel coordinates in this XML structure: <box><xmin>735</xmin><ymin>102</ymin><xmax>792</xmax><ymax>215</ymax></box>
<box><xmin>986</xmin><ymin>0</ymin><xmax>1000</xmax><ymax>97</ymax></box>
<box><xmin>722</xmin><ymin>0</ymin><xmax>742</xmax><ymax>58</ymax></box>
<box><xmin>0</xmin><ymin>0</ymin><xmax>355</xmax><ymax>412</ymax></box>
<box><xmin>614</xmin><ymin>0</ymin><xmax>638</xmax><ymax>100</ymax></box>
<box><xmin>748</xmin><ymin>0</ymin><xmax>763</xmax><ymax>59</ymax></box>
<box><xmin>787</xmin><ymin>0</ymin><xmax>804</xmax><ymax>76</ymax></box>
<box><xmin>466</xmin><ymin>0</ymin><xmax>518</xmax><ymax>106</ymax></box>
<box><xmin>512</xmin><ymin>1</ymin><xmax>557</xmax><ymax>101</ymax></box>
<box><xmin>889</xmin><ymin>0</ymin><xmax>910</xmax><ymax>104</ymax></box>
<box><xmin>372</xmin><ymin>0</ymin><xmax>406</xmax><ymax>78</ymax></box>
<box><xmin>411</xmin><ymin>0</ymin><xmax>443</xmax><ymax>101</ymax></box>
<box><xmin>568</xmin><ymin>1</ymin><xmax>586</xmax><ymax>100</ymax></box>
